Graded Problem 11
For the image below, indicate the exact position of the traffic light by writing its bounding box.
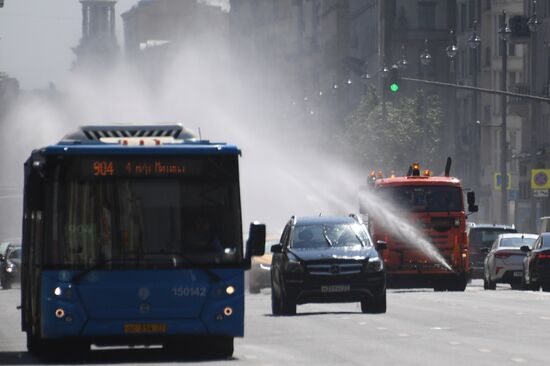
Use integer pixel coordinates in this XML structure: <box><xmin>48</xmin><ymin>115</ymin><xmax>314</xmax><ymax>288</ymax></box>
<box><xmin>388</xmin><ymin>65</ymin><xmax>400</xmax><ymax>93</ymax></box>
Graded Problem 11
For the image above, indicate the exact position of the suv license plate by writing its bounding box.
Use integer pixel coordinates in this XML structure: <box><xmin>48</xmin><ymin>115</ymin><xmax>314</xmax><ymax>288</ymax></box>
<box><xmin>321</xmin><ymin>285</ymin><xmax>350</xmax><ymax>293</ymax></box>
<box><xmin>513</xmin><ymin>271</ymin><xmax>523</xmax><ymax>277</ymax></box>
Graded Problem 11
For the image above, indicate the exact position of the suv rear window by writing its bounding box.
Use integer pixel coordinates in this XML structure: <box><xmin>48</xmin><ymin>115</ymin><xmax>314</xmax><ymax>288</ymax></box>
<box><xmin>468</xmin><ymin>228</ymin><xmax>517</xmax><ymax>249</ymax></box>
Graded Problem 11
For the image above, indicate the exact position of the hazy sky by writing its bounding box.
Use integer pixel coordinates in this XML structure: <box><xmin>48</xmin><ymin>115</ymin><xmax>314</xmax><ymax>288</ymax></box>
<box><xmin>0</xmin><ymin>0</ymin><xmax>140</xmax><ymax>90</ymax></box>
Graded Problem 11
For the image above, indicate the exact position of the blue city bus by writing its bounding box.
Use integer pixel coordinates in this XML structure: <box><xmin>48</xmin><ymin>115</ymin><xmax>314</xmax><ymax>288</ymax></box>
<box><xmin>20</xmin><ymin>125</ymin><xmax>265</xmax><ymax>359</ymax></box>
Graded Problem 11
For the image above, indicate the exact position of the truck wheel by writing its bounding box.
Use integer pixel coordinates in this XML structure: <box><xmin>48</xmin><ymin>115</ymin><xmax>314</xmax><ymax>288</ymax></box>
<box><xmin>448</xmin><ymin>275</ymin><xmax>467</xmax><ymax>292</ymax></box>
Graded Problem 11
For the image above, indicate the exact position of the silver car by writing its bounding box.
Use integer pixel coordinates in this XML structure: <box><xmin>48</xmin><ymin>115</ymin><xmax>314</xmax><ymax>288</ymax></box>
<box><xmin>484</xmin><ymin>233</ymin><xmax>538</xmax><ymax>290</ymax></box>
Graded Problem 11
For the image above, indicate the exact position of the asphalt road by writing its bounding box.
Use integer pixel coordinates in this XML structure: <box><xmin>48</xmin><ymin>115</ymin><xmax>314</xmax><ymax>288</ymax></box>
<box><xmin>0</xmin><ymin>281</ymin><xmax>549</xmax><ymax>365</ymax></box>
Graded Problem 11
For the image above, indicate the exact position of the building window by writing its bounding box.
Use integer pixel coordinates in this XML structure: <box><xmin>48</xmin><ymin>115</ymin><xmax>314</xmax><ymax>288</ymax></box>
<box><xmin>468</xmin><ymin>0</ymin><xmax>475</xmax><ymax>28</ymax></box>
<box><xmin>484</xmin><ymin>105</ymin><xmax>491</xmax><ymax>121</ymax></box>
<box><xmin>484</xmin><ymin>46</ymin><xmax>491</xmax><ymax>67</ymax></box>
<box><xmin>460</xmin><ymin>4</ymin><xmax>467</xmax><ymax>32</ymax></box>
<box><xmin>418</xmin><ymin>1</ymin><xmax>436</xmax><ymax>30</ymax></box>
<box><xmin>509</xmin><ymin>43</ymin><xmax>516</xmax><ymax>56</ymax></box>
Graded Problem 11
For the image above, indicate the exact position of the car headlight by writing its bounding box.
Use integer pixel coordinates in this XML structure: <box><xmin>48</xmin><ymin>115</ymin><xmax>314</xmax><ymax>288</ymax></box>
<box><xmin>6</xmin><ymin>261</ymin><xmax>15</xmax><ymax>273</ymax></box>
<box><xmin>365</xmin><ymin>256</ymin><xmax>383</xmax><ymax>272</ymax></box>
<box><xmin>284</xmin><ymin>259</ymin><xmax>304</xmax><ymax>274</ymax></box>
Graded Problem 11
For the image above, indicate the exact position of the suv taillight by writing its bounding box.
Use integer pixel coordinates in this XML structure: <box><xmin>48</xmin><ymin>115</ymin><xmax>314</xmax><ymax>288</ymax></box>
<box><xmin>494</xmin><ymin>251</ymin><xmax>514</xmax><ymax>259</ymax></box>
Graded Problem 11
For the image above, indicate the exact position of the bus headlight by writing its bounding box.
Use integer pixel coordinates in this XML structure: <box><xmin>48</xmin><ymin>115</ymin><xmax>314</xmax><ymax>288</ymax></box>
<box><xmin>225</xmin><ymin>285</ymin><xmax>235</xmax><ymax>295</ymax></box>
<box><xmin>53</xmin><ymin>286</ymin><xmax>73</xmax><ymax>299</ymax></box>
<box><xmin>54</xmin><ymin>287</ymin><xmax>62</xmax><ymax>296</ymax></box>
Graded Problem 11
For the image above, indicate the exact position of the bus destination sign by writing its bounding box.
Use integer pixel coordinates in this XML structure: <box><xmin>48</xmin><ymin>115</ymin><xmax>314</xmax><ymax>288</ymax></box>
<box><xmin>86</xmin><ymin>159</ymin><xmax>187</xmax><ymax>177</ymax></box>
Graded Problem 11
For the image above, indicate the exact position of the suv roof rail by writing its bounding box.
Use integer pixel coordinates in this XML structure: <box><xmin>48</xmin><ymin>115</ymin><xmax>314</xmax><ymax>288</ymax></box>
<box><xmin>290</xmin><ymin>215</ymin><xmax>296</xmax><ymax>225</ymax></box>
<box><xmin>348</xmin><ymin>213</ymin><xmax>363</xmax><ymax>224</ymax></box>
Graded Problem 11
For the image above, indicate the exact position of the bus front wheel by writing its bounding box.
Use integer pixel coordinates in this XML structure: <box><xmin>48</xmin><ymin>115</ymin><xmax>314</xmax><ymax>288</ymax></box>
<box><xmin>212</xmin><ymin>336</ymin><xmax>234</xmax><ymax>358</ymax></box>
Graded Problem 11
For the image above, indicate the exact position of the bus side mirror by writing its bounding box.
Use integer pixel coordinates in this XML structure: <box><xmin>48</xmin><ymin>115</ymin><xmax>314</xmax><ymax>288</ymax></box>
<box><xmin>467</xmin><ymin>191</ymin><xmax>478</xmax><ymax>213</ymax></box>
<box><xmin>246</xmin><ymin>222</ymin><xmax>266</xmax><ymax>258</ymax></box>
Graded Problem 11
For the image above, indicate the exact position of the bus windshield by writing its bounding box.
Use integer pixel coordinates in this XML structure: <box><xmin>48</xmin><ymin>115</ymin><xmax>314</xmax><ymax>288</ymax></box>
<box><xmin>45</xmin><ymin>155</ymin><xmax>243</xmax><ymax>269</ymax></box>
<box><xmin>378</xmin><ymin>185</ymin><xmax>463</xmax><ymax>213</ymax></box>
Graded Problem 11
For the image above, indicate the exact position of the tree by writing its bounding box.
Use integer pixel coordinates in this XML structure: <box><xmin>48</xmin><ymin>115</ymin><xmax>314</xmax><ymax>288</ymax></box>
<box><xmin>337</xmin><ymin>87</ymin><xmax>444</xmax><ymax>174</ymax></box>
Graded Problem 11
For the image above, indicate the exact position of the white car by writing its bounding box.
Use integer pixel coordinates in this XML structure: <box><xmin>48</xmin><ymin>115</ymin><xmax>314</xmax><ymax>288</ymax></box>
<box><xmin>484</xmin><ymin>233</ymin><xmax>538</xmax><ymax>290</ymax></box>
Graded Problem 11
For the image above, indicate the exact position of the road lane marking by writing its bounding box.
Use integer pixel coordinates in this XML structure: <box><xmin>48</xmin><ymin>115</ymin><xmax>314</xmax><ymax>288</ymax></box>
<box><xmin>478</xmin><ymin>348</ymin><xmax>491</xmax><ymax>353</ymax></box>
<box><xmin>397</xmin><ymin>333</ymin><xmax>409</xmax><ymax>337</ymax></box>
<box><xmin>449</xmin><ymin>341</ymin><xmax>461</xmax><ymax>345</ymax></box>
<box><xmin>358</xmin><ymin>322</ymin><xmax>367</xmax><ymax>325</ymax></box>
<box><xmin>511</xmin><ymin>358</ymin><xmax>527</xmax><ymax>363</ymax></box>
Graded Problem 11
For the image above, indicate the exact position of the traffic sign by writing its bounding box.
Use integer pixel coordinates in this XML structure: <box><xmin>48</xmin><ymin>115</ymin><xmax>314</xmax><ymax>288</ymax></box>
<box><xmin>531</xmin><ymin>169</ymin><xmax>550</xmax><ymax>189</ymax></box>
<box><xmin>494</xmin><ymin>172</ymin><xmax>511</xmax><ymax>190</ymax></box>
<box><xmin>533</xmin><ymin>189</ymin><xmax>549</xmax><ymax>198</ymax></box>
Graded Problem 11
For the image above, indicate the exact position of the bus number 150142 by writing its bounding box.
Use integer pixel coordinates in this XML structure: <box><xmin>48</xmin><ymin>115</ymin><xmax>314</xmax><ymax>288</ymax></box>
<box><xmin>172</xmin><ymin>286</ymin><xmax>207</xmax><ymax>297</ymax></box>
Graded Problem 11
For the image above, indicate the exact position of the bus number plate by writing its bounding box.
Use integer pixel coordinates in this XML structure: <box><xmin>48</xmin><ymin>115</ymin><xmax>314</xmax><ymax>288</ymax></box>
<box><xmin>124</xmin><ymin>323</ymin><xmax>167</xmax><ymax>334</ymax></box>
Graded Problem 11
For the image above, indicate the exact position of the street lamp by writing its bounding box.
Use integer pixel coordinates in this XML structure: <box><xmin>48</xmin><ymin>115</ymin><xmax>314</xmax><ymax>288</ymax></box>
<box><xmin>527</xmin><ymin>0</ymin><xmax>540</xmax><ymax>33</ymax></box>
<box><xmin>420</xmin><ymin>39</ymin><xmax>432</xmax><ymax>66</ymax></box>
<box><xmin>469</xmin><ymin>20</ymin><xmax>482</xmax><ymax>195</ymax></box>
<box><xmin>446</xmin><ymin>30</ymin><xmax>458</xmax><ymax>60</ymax></box>
<box><xmin>468</xmin><ymin>20</ymin><xmax>481</xmax><ymax>50</ymax></box>
<box><xmin>528</xmin><ymin>0</ymin><xmax>540</xmax><ymax>231</ymax></box>
<box><xmin>498</xmin><ymin>10</ymin><xmax>511</xmax><ymax>223</ymax></box>
<box><xmin>361</xmin><ymin>61</ymin><xmax>372</xmax><ymax>95</ymax></box>
<box><xmin>397</xmin><ymin>43</ymin><xmax>408</xmax><ymax>71</ymax></box>
<box><xmin>446</xmin><ymin>30</ymin><xmax>458</xmax><ymax>176</ymax></box>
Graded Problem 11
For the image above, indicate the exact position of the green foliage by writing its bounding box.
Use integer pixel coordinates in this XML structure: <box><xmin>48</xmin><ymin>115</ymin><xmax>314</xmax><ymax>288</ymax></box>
<box><xmin>338</xmin><ymin>87</ymin><xmax>444</xmax><ymax>173</ymax></box>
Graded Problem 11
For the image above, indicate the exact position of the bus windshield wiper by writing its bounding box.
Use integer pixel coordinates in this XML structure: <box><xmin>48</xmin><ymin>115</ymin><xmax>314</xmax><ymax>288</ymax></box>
<box><xmin>72</xmin><ymin>257</ymin><xmax>127</xmax><ymax>285</ymax></box>
<box><xmin>148</xmin><ymin>251</ymin><xmax>222</xmax><ymax>283</ymax></box>
<box><xmin>72</xmin><ymin>252</ymin><xmax>224</xmax><ymax>284</ymax></box>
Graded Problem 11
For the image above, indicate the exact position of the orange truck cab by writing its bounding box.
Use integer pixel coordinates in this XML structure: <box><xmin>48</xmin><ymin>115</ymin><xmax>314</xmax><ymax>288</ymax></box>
<box><xmin>361</xmin><ymin>159</ymin><xmax>478</xmax><ymax>291</ymax></box>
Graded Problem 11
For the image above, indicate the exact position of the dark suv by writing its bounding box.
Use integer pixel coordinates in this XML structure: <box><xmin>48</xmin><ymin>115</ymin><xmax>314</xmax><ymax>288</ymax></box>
<box><xmin>467</xmin><ymin>223</ymin><xmax>517</xmax><ymax>279</ymax></box>
<box><xmin>270</xmin><ymin>215</ymin><xmax>387</xmax><ymax>315</ymax></box>
<box><xmin>0</xmin><ymin>243</ymin><xmax>21</xmax><ymax>289</ymax></box>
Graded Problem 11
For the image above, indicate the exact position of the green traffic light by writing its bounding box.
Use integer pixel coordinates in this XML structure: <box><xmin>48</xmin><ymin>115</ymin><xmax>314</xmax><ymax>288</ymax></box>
<box><xmin>390</xmin><ymin>83</ymin><xmax>399</xmax><ymax>92</ymax></box>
